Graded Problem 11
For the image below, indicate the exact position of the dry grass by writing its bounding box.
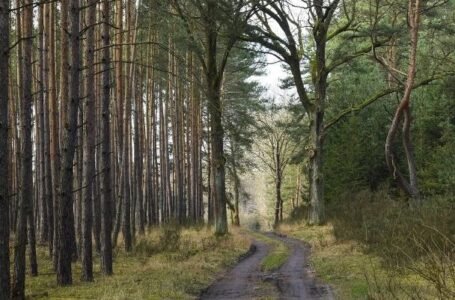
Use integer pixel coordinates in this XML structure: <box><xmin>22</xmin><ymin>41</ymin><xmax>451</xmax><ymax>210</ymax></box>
<box><xmin>278</xmin><ymin>223</ymin><xmax>375</xmax><ymax>299</ymax></box>
<box><xmin>277</xmin><ymin>222</ymin><xmax>450</xmax><ymax>300</ymax></box>
<box><xmin>25</xmin><ymin>227</ymin><xmax>250</xmax><ymax>299</ymax></box>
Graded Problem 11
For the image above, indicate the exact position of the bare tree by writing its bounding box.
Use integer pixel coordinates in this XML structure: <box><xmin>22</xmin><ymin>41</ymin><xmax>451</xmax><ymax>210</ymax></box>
<box><xmin>256</xmin><ymin>110</ymin><xmax>296</xmax><ymax>227</ymax></box>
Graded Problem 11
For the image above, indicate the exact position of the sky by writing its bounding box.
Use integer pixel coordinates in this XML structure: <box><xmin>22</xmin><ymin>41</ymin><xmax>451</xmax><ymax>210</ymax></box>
<box><xmin>249</xmin><ymin>1</ymin><xmax>307</xmax><ymax>103</ymax></box>
<box><xmin>253</xmin><ymin>53</ymin><xmax>298</xmax><ymax>105</ymax></box>
<box><xmin>260</xmin><ymin>56</ymin><xmax>288</xmax><ymax>98</ymax></box>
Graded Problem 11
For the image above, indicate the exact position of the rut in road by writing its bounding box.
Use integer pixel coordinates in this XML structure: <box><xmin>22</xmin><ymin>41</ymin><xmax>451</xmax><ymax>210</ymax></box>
<box><xmin>199</xmin><ymin>239</ymin><xmax>272</xmax><ymax>299</ymax></box>
<box><xmin>199</xmin><ymin>232</ymin><xmax>334</xmax><ymax>300</ymax></box>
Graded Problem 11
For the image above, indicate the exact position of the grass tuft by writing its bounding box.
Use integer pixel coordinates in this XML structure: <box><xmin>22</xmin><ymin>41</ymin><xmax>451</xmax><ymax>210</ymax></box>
<box><xmin>249</xmin><ymin>232</ymin><xmax>290</xmax><ymax>272</ymax></box>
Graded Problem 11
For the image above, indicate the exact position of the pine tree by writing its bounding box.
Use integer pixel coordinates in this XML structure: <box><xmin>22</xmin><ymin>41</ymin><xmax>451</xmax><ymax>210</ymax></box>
<box><xmin>12</xmin><ymin>0</ymin><xmax>34</xmax><ymax>296</ymax></box>
<box><xmin>0</xmin><ymin>0</ymin><xmax>10</xmax><ymax>297</ymax></box>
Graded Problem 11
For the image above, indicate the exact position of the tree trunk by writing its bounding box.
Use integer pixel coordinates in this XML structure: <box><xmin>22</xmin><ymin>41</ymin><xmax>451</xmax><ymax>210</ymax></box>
<box><xmin>76</xmin><ymin>108</ymin><xmax>83</xmax><ymax>258</ymax></box>
<box><xmin>207</xmin><ymin>115</ymin><xmax>214</xmax><ymax>226</ymax></box>
<box><xmin>274</xmin><ymin>151</ymin><xmax>282</xmax><ymax>228</ymax></box>
<box><xmin>12</xmin><ymin>0</ymin><xmax>34</xmax><ymax>296</ymax></box>
<box><xmin>135</xmin><ymin>72</ymin><xmax>145</xmax><ymax>234</ymax></box>
<box><xmin>159</xmin><ymin>85</ymin><xmax>169</xmax><ymax>222</ymax></box>
<box><xmin>100</xmin><ymin>0</ymin><xmax>113</xmax><ymax>275</ymax></box>
<box><xmin>121</xmin><ymin>0</ymin><xmax>136</xmax><ymax>251</ymax></box>
<box><xmin>57</xmin><ymin>0</ymin><xmax>81</xmax><ymax>285</ymax></box>
<box><xmin>308</xmin><ymin>12</ymin><xmax>329</xmax><ymax>225</ymax></box>
<box><xmin>47</xmin><ymin>1</ymin><xmax>59</xmax><ymax>265</ymax></box>
<box><xmin>0</xmin><ymin>0</ymin><xmax>10</xmax><ymax>297</ymax></box>
<box><xmin>208</xmin><ymin>86</ymin><xmax>227</xmax><ymax>235</ymax></box>
<box><xmin>230</xmin><ymin>139</ymin><xmax>240</xmax><ymax>227</ymax></box>
<box><xmin>385</xmin><ymin>0</ymin><xmax>421</xmax><ymax>204</ymax></box>
<box><xmin>38</xmin><ymin>3</ymin><xmax>49</xmax><ymax>244</ymax></box>
<box><xmin>206</xmin><ymin>1</ymin><xmax>227</xmax><ymax>235</ymax></box>
<box><xmin>232</xmin><ymin>167</ymin><xmax>240</xmax><ymax>227</ymax></box>
<box><xmin>308</xmin><ymin>111</ymin><xmax>325</xmax><ymax>225</ymax></box>
<box><xmin>81</xmin><ymin>0</ymin><xmax>97</xmax><ymax>281</ymax></box>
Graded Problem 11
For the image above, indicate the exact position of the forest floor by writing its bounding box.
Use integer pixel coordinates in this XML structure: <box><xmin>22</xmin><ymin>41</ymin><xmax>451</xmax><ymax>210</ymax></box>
<box><xmin>200</xmin><ymin>231</ymin><xmax>334</xmax><ymax>300</ymax></box>
<box><xmin>23</xmin><ymin>224</ymin><xmax>440</xmax><ymax>299</ymax></box>
<box><xmin>25</xmin><ymin>227</ymin><xmax>251</xmax><ymax>299</ymax></box>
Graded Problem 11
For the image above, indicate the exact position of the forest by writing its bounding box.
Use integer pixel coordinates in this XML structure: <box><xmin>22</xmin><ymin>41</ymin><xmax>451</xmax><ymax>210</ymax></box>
<box><xmin>0</xmin><ymin>0</ymin><xmax>454</xmax><ymax>299</ymax></box>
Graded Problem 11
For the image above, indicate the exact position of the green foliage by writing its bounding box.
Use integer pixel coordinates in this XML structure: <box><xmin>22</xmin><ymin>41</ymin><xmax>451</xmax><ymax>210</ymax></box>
<box><xmin>323</xmin><ymin>46</ymin><xmax>455</xmax><ymax>203</ymax></box>
<box><xmin>323</xmin><ymin>57</ymin><xmax>391</xmax><ymax>202</ymax></box>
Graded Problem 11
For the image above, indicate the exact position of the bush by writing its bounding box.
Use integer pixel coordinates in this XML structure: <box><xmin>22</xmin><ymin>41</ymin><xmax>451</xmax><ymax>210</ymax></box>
<box><xmin>159</xmin><ymin>225</ymin><xmax>181</xmax><ymax>252</ymax></box>
<box><xmin>135</xmin><ymin>238</ymin><xmax>160</xmax><ymax>256</ymax></box>
<box><xmin>327</xmin><ymin>190</ymin><xmax>455</xmax><ymax>298</ymax></box>
<box><xmin>134</xmin><ymin>225</ymin><xmax>182</xmax><ymax>256</ymax></box>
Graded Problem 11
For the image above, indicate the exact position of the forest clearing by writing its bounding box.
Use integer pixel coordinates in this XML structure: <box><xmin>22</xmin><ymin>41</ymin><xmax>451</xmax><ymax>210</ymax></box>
<box><xmin>0</xmin><ymin>0</ymin><xmax>454</xmax><ymax>299</ymax></box>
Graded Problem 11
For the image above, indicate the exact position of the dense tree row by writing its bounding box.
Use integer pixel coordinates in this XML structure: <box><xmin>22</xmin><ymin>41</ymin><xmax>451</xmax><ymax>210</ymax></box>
<box><xmin>0</xmin><ymin>0</ymin><xmax>265</xmax><ymax>296</ymax></box>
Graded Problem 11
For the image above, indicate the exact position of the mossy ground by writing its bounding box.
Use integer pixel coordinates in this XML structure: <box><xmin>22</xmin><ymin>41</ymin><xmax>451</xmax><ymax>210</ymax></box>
<box><xmin>25</xmin><ymin>227</ymin><xmax>250</xmax><ymax>299</ymax></box>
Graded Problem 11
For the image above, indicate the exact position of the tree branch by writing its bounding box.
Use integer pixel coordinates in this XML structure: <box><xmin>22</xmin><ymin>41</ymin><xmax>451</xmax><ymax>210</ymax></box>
<box><xmin>324</xmin><ymin>73</ymin><xmax>453</xmax><ymax>132</ymax></box>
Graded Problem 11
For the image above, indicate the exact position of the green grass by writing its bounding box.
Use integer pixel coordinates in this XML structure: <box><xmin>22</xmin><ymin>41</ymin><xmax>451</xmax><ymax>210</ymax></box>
<box><xmin>261</xmin><ymin>242</ymin><xmax>288</xmax><ymax>272</ymax></box>
<box><xmin>25</xmin><ymin>227</ymin><xmax>250</xmax><ymax>299</ymax></box>
<box><xmin>249</xmin><ymin>232</ymin><xmax>290</xmax><ymax>272</ymax></box>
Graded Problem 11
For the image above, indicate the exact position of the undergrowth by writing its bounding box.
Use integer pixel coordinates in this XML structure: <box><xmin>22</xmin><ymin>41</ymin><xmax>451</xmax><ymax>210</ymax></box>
<box><xmin>280</xmin><ymin>190</ymin><xmax>455</xmax><ymax>299</ymax></box>
<box><xmin>25</xmin><ymin>226</ymin><xmax>250</xmax><ymax>299</ymax></box>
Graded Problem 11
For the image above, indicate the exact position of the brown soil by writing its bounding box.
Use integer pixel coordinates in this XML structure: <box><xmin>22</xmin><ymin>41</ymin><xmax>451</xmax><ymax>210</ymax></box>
<box><xmin>199</xmin><ymin>232</ymin><xmax>334</xmax><ymax>300</ymax></box>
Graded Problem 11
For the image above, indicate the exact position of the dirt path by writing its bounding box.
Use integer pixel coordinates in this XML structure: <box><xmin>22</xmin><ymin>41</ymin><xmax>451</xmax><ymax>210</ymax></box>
<box><xmin>265</xmin><ymin>233</ymin><xmax>334</xmax><ymax>300</ymax></box>
<box><xmin>199</xmin><ymin>232</ymin><xmax>333</xmax><ymax>300</ymax></box>
<box><xmin>199</xmin><ymin>239</ymin><xmax>273</xmax><ymax>299</ymax></box>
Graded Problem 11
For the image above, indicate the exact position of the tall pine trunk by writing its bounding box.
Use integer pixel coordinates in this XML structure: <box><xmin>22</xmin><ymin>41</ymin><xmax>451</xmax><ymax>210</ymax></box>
<box><xmin>0</xmin><ymin>0</ymin><xmax>10</xmax><ymax>297</ymax></box>
<box><xmin>57</xmin><ymin>0</ymin><xmax>81</xmax><ymax>285</ymax></box>
<box><xmin>38</xmin><ymin>3</ymin><xmax>49</xmax><ymax>244</ymax></box>
<box><xmin>47</xmin><ymin>1</ymin><xmax>59</xmax><ymax>265</ymax></box>
<box><xmin>206</xmin><ymin>1</ymin><xmax>227</xmax><ymax>235</ymax></box>
<box><xmin>12</xmin><ymin>0</ymin><xmax>34</xmax><ymax>296</ymax></box>
<box><xmin>81</xmin><ymin>0</ymin><xmax>97</xmax><ymax>281</ymax></box>
<box><xmin>100</xmin><ymin>0</ymin><xmax>113</xmax><ymax>275</ymax></box>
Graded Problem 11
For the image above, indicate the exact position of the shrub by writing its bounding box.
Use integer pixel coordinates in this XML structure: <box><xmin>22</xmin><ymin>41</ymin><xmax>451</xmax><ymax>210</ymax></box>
<box><xmin>328</xmin><ymin>189</ymin><xmax>455</xmax><ymax>298</ymax></box>
<box><xmin>159</xmin><ymin>225</ymin><xmax>181</xmax><ymax>252</ymax></box>
<box><xmin>135</xmin><ymin>238</ymin><xmax>160</xmax><ymax>256</ymax></box>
